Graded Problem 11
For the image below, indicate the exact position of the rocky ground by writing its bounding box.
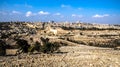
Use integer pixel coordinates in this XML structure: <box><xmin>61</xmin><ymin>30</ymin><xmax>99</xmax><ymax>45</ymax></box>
<box><xmin>0</xmin><ymin>44</ymin><xmax>120</xmax><ymax>67</ymax></box>
<box><xmin>0</xmin><ymin>22</ymin><xmax>120</xmax><ymax>67</ymax></box>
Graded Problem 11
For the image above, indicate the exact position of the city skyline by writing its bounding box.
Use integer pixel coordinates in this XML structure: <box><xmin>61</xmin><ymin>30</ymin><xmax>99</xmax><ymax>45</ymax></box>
<box><xmin>0</xmin><ymin>0</ymin><xmax>120</xmax><ymax>24</ymax></box>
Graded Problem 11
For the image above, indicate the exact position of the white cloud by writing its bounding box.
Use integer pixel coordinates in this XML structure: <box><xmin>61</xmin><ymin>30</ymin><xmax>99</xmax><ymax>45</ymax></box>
<box><xmin>12</xmin><ymin>10</ymin><xmax>21</xmax><ymax>14</ymax></box>
<box><xmin>61</xmin><ymin>4</ymin><xmax>70</xmax><ymax>8</ymax></box>
<box><xmin>92</xmin><ymin>14</ymin><xmax>109</xmax><ymax>18</ymax></box>
<box><xmin>25</xmin><ymin>11</ymin><xmax>37</xmax><ymax>17</ymax></box>
<box><xmin>26</xmin><ymin>11</ymin><xmax>32</xmax><ymax>17</ymax></box>
<box><xmin>54</xmin><ymin>13</ymin><xmax>61</xmax><ymax>16</ymax></box>
<box><xmin>26</xmin><ymin>11</ymin><xmax>50</xmax><ymax>17</ymax></box>
<box><xmin>38</xmin><ymin>11</ymin><xmax>50</xmax><ymax>15</ymax></box>
<box><xmin>72</xmin><ymin>14</ymin><xmax>83</xmax><ymax>18</ymax></box>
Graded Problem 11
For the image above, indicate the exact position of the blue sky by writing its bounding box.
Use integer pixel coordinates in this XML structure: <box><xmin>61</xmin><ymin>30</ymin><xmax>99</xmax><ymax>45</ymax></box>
<box><xmin>0</xmin><ymin>0</ymin><xmax>120</xmax><ymax>24</ymax></box>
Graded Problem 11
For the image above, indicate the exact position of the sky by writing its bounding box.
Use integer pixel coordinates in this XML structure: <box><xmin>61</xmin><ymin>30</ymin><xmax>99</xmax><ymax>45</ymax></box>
<box><xmin>0</xmin><ymin>0</ymin><xmax>120</xmax><ymax>24</ymax></box>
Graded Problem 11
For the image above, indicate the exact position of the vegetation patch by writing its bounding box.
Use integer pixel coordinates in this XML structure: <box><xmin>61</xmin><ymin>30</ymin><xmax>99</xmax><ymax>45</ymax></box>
<box><xmin>16</xmin><ymin>37</ymin><xmax>61</xmax><ymax>54</ymax></box>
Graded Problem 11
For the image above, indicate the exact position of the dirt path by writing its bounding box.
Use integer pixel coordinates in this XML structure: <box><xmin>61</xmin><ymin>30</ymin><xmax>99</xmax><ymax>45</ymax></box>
<box><xmin>0</xmin><ymin>44</ymin><xmax>120</xmax><ymax>67</ymax></box>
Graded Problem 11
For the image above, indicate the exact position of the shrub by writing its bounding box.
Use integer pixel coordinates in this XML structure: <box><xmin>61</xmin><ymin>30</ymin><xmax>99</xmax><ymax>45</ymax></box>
<box><xmin>28</xmin><ymin>45</ymin><xmax>35</xmax><ymax>52</ymax></box>
<box><xmin>40</xmin><ymin>37</ymin><xmax>61</xmax><ymax>53</ymax></box>
<box><xmin>0</xmin><ymin>40</ymin><xmax>6</xmax><ymax>55</ymax></box>
<box><xmin>28</xmin><ymin>41</ymin><xmax>41</xmax><ymax>52</ymax></box>
<box><xmin>113</xmin><ymin>39</ymin><xmax>120</xmax><ymax>46</ymax></box>
<box><xmin>40</xmin><ymin>42</ymin><xmax>60</xmax><ymax>53</ymax></box>
<box><xmin>16</xmin><ymin>39</ymin><xmax>30</xmax><ymax>53</ymax></box>
<box><xmin>34</xmin><ymin>41</ymin><xmax>41</xmax><ymax>52</ymax></box>
<box><xmin>16</xmin><ymin>37</ymin><xmax>61</xmax><ymax>54</ymax></box>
